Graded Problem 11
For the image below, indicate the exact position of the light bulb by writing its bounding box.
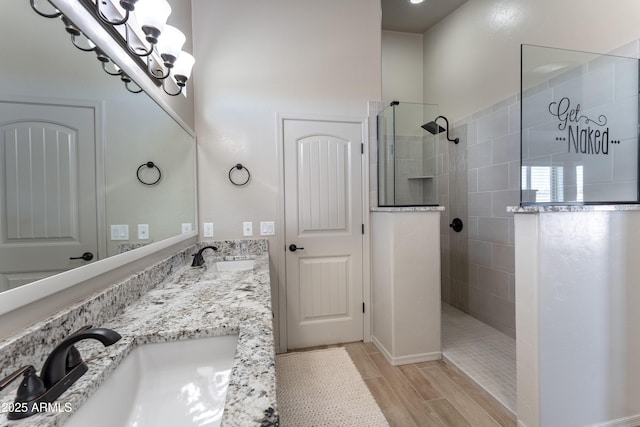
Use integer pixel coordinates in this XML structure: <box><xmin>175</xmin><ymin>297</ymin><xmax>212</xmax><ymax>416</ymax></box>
<box><xmin>173</xmin><ymin>51</ymin><xmax>195</xmax><ymax>81</ymax></box>
<box><xmin>157</xmin><ymin>25</ymin><xmax>186</xmax><ymax>66</ymax></box>
<box><xmin>135</xmin><ymin>0</ymin><xmax>171</xmax><ymax>36</ymax></box>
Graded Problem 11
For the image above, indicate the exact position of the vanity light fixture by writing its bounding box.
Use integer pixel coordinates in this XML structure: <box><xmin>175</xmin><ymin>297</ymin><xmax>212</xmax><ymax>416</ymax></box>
<box><xmin>422</xmin><ymin>116</ymin><xmax>460</xmax><ymax>144</ymax></box>
<box><xmin>29</xmin><ymin>0</ymin><xmax>195</xmax><ymax>96</ymax></box>
<box><xmin>409</xmin><ymin>0</ymin><xmax>425</xmax><ymax>4</ymax></box>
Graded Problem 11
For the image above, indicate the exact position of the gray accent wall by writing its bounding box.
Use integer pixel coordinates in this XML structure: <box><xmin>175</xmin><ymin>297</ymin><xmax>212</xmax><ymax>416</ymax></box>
<box><xmin>441</xmin><ymin>97</ymin><xmax>519</xmax><ymax>338</ymax></box>
<box><xmin>439</xmin><ymin>125</ymin><xmax>468</xmax><ymax>312</ymax></box>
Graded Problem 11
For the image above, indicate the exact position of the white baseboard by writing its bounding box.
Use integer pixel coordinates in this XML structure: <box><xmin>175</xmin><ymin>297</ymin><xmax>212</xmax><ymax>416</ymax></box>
<box><xmin>518</xmin><ymin>414</ymin><xmax>640</xmax><ymax>427</ymax></box>
<box><xmin>371</xmin><ymin>336</ymin><xmax>441</xmax><ymax>366</ymax></box>
<box><xmin>588</xmin><ymin>414</ymin><xmax>640</xmax><ymax>427</ymax></box>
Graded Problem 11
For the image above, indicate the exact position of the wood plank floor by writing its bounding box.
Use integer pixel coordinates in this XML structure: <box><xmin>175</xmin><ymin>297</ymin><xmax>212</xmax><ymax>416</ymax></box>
<box><xmin>288</xmin><ymin>342</ymin><xmax>516</xmax><ymax>427</ymax></box>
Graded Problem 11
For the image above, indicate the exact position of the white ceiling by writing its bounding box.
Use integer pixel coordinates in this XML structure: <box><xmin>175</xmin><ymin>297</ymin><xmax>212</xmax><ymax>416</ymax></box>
<box><xmin>381</xmin><ymin>0</ymin><xmax>468</xmax><ymax>34</ymax></box>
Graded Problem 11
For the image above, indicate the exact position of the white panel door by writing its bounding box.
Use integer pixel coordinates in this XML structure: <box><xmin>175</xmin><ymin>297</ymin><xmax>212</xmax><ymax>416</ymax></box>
<box><xmin>284</xmin><ymin>118</ymin><xmax>364</xmax><ymax>349</ymax></box>
<box><xmin>0</xmin><ymin>100</ymin><xmax>98</xmax><ymax>291</ymax></box>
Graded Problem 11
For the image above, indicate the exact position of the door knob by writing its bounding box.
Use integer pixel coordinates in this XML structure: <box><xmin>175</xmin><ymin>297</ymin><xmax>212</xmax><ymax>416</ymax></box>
<box><xmin>288</xmin><ymin>244</ymin><xmax>304</xmax><ymax>252</ymax></box>
<box><xmin>69</xmin><ymin>252</ymin><xmax>94</xmax><ymax>261</ymax></box>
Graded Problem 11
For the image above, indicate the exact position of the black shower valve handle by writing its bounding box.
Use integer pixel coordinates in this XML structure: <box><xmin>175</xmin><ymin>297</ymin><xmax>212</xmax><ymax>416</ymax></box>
<box><xmin>449</xmin><ymin>218</ymin><xmax>464</xmax><ymax>232</ymax></box>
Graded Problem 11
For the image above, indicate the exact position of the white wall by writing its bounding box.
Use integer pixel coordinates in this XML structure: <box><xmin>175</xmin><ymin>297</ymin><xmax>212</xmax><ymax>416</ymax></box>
<box><xmin>422</xmin><ymin>0</ymin><xmax>640</xmax><ymax>121</ymax></box>
<box><xmin>515</xmin><ymin>210</ymin><xmax>640</xmax><ymax>427</ymax></box>
<box><xmin>382</xmin><ymin>30</ymin><xmax>423</xmax><ymax>104</ymax></box>
<box><xmin>192</xmin><ymin>0</ymin><xmax>382</xmax><ymax>350</ymax></box>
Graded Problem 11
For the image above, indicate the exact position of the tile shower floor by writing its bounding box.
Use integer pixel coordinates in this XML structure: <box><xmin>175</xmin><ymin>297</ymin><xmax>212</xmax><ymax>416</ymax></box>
<box><xmin>441</xmin><ymin>302</ymin><xmax>517</xmax><ymax>414</ymax></box>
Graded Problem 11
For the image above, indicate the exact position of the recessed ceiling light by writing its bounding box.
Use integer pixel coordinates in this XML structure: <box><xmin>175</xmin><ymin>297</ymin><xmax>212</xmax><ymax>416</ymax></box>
<box><xmin>409</xmin><ymin>0</ymin><xmax>425</xmax><ymax>4</ymax></box>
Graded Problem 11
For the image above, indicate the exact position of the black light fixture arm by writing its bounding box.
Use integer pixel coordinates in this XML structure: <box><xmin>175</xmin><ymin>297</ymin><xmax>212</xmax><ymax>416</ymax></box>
<box><xmin>121</xmin><ymin>74</ymin><xmax>143</xmax><ymax>93</ymax></box>
<box><xmin>96</xmin><ymin>0</ymin><xmax>134</xmax><ymax>26</ymax></box>
<box><xmin>434</xmin><ymin>116</ymin><xmax>459</xmax><ymax>144</ymax></box>
<box><xmin>162</xmin><ymin>75</ymin><xmax>188</xmax><ymax>96</ymax></box>
<box><xmin>30</xmin><ymin>0</ymin><xmax>62</xmax><ymax>18</ymax></box>
<box><xmin>124</xmin><ymin>25</ymin><xmax>154</xmax><ymax>57</ymax></box>
<box><xmin>71</xmin><ymin>34</ymin><xmax>97</xmax><ymax>52</ymax></box>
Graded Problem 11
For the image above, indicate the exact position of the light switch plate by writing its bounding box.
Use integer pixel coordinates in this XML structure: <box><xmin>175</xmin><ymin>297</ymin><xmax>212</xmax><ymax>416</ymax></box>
<box><xmin>243</xmin><ymin>221</ymin><xmax>253</xmax><ymax>237</ymax></box>
<box><xmin>181</xmin><ymin>223</ymin><xmax>193</xmax><ymax>233</ymax></box>
<box><xmin>110</xmin><ymin>225</ymin><xmax>129</xmax><ymax>241</ymax></box>
<box><xmin>203</xmin><ymin>222</ymin><xmax>214</xmax><ymax>238</ymax></box>
<box><xmin>138</xmin><ymin>224</ymin><xmax>149</xmax><ymax>240</ymax></box>
<box><xmin>260</xmin><ymin>221</ymin><xmax>275</xmax><ymax>236</ymax></box>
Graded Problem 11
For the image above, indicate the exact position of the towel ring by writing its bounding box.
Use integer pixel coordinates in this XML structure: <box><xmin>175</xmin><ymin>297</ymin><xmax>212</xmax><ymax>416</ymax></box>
<box><xmin>228</xmin><ymin>163</ymin><xmax>251</xmax><ymax>186</ymax></box>
<box><xmin>136</xmin><ymin>161</ymin><xmax>162</xmax><ymax>186</ymax></box>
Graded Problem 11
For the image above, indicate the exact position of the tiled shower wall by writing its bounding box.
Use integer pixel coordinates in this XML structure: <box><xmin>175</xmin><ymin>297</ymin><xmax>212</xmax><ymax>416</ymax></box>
<box><xmin>441</xmin><ymin>97</ymin><xmax>520</xmax><ymax>338</ymax></box>
<box><xmin>372</xmin><ymin>98</ymin><xmax>519</xmax><ymax>338</ymax></box>
<box><xmin>375</xmin><ymin>102</ymin><xmax>439</xmax><ymax>207</ymax></box>
<box><xmin>438</xmin><ymin>125</ymin><xmax>468</xmax><ymax>312</ymax></box>
<box><xmin>449</xmin><ymin>40</ymin><xmax>640</xmax><ymax>338</ymax></box>
<box><xmin>394</xmin><ymin>135</ymin><xmax>437</xmax><ymax>206</ymax></box>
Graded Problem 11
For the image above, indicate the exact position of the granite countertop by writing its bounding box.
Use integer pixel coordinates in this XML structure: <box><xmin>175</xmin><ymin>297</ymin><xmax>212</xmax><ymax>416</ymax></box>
<box><xmin>370</xmin><ymin>206</ymin><xmax>445</xmax><ymax>212</ymax></box>
<box><xmin>508</xmin><ymin>204</ymin><xmax>640</xmax><ymax>213</ymax></box>
<box><xmin>0</xmin><ymin>250</ymin><xmax>277</xmax><ymax>427</ymax></box>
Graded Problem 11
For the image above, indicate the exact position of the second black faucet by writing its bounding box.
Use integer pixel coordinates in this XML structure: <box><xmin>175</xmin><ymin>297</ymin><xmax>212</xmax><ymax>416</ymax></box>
<box><xmin>191</xmin><ymin>245</ymin><xmax>218</xmax><ymax>267</ymax></box>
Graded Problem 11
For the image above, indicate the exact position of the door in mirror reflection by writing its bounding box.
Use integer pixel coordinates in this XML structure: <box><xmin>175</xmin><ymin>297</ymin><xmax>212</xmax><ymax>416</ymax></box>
<box><xmin>0</xmin><ymin>100</ymin><xmax>98</xmax><ymax>290</ymax></box>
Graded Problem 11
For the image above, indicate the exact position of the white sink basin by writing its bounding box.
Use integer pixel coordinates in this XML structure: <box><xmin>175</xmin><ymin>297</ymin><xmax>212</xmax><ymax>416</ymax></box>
<box><xmin>65</xmin><ymin>335</ymin><xmax>238</xmax><ymax>427</ymax></box>
<box><xmin>212</xmin><ymin>259</ymin><xmax>255</xmax><ymax>271</ymax></box>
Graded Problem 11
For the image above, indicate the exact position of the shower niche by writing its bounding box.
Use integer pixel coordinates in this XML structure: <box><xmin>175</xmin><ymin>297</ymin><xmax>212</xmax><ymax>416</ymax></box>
<box><xmin>377</xmin><ymin>101</ymin><xmax>440</xmax><ymax>206</ymax></box>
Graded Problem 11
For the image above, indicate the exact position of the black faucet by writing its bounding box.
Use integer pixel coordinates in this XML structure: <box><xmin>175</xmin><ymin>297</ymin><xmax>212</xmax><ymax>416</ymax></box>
<box><xmin>0</xmin><ymin>326</ymin><xmax>121</xmax><ymax>420</ymax></box>
<box><xmin>191</xmin><ymin>245</ymin><xmax>218</xmax><ymax>267</ymax></box>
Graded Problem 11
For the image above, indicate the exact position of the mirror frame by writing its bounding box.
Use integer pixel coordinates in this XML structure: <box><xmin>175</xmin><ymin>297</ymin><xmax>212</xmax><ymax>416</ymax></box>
<box><xmin>0</xmin><ymin>0</ymin><xmax>198</xmax><ymax>317</ymax></box>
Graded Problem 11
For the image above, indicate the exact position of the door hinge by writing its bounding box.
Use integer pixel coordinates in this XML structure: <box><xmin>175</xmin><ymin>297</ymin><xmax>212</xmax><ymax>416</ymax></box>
<box><xmin>362</xmin><ymin>302</ymin><xmax>365</xmax><ymax>313</ymax></box>
<box><xmin>361</xmin><ymin>143</ymin><xmax>364</xmax><ymax>154</ymax></box>
<box><xmin>362</xmin><ymin>224</ymin><xmax>365</xmax><ymax>235</ymax></box>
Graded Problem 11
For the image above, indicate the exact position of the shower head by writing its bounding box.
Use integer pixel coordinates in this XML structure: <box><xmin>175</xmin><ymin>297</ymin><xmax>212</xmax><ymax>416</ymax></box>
<box><xmin>421</xmin><ymin>121</ymin><xmax>445</xmax><ymax>135</ymax></box>
<box><xmin>421</xmin><ymin>115</ymin><xmax>459</xmax><ymax>144</ymax></box>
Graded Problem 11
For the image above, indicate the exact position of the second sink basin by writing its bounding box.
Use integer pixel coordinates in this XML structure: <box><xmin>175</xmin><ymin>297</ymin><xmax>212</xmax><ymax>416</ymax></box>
<box><xmin>212</xmin><ymin>259</ymin><xmax>255</xmax><ymax>271</ymax></box>
<box><xmin>65</xmin><ymin>334</ymin><xmax>238</xmax><ymax>427</ymax></box>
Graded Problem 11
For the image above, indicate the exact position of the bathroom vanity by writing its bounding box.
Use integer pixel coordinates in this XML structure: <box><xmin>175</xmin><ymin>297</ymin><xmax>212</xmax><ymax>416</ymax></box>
<box><xmin>0</xmin><ymin>240</ymin><xmax>277</xmax><ymax>427</ymax></box>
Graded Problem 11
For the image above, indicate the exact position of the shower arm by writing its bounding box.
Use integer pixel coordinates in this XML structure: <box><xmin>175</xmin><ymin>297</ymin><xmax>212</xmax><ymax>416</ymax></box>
<box><xmin>434</xmin><ymin>116</ymin><xmax>459</xmax><ymax>144</ymax></box>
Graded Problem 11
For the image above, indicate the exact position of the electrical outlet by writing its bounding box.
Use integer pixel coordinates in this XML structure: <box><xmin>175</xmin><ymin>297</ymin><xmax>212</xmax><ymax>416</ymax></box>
<box><xmin>110</xmin><ymin>225</ymin><xmax>129</xmax><ymax>240</ymax></box>
<box><xmin>181</xmin><ymin>223</ymin><xmax>193</xmax><ymax>233</ymax></box>
<box><xmin>242</xmin><ymin>221</ymin><xmax>253</xmax><ymax>237</ymax></box>
<box><xmin>138</xmin><ymin>224</ymin><xmax>149</xmax><ymax>240</ymax></box>
<box><xmin>203</xmin><ymin>222</ymin><xmax>214</xmax><ymax>238</ymax></box>
<box><xmin>260</xmin><ymin>221</ymin><xmax>275</xmax><ymax>236</ymax></box>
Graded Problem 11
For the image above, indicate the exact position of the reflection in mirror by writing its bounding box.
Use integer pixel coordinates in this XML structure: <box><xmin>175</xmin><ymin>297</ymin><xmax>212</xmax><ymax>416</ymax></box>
<box><xmin>0</xmin><ymin>0</ymin><xmax>196</xmax><ymax>292</ymax></box>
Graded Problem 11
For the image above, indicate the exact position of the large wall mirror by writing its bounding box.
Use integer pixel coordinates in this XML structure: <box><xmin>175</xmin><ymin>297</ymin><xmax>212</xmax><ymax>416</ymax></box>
<box><xmin>0</xmin><ymin>0</ymin><xmax>197</xmax><ymax>294</ymax></box>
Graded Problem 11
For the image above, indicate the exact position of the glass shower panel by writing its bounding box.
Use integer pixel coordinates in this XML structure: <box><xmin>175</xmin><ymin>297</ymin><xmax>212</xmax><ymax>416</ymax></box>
<box><xmin>377</xmin><ymin>102</ymin><xmax>440</xmax><ymax>206</ymax></box>
<box><xmin>521</xmin><ymin>44</ymin><xmax>639</xmax><ymax>204</ymax></box>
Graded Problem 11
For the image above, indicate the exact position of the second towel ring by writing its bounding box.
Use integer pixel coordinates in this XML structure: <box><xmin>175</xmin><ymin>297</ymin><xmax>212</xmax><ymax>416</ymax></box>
<box><xmin>228</xmin><ymin>163</ymin><xmax>251</xmax><ymax>186</ymax></box>
<box><xmin>137</xmin><ymin>161</ymin><xmax>162</xmax><ymax>186</ymax></box>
